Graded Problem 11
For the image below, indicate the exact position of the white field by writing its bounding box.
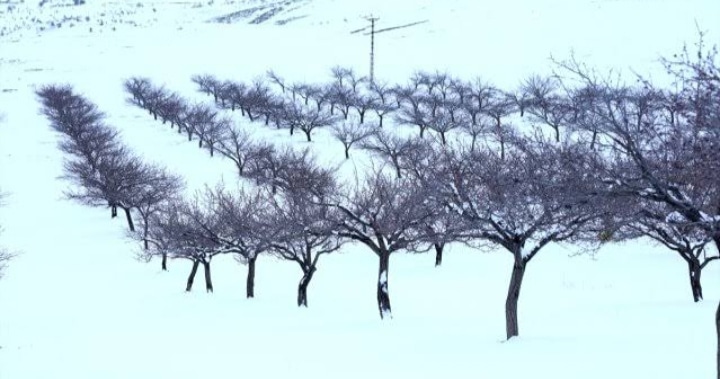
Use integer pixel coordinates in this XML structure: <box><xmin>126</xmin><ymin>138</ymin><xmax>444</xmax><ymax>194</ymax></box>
<box><xmin>1</xmin><ymin>0</ymin><xmax>719</xmax><ymax>378</ymax></box>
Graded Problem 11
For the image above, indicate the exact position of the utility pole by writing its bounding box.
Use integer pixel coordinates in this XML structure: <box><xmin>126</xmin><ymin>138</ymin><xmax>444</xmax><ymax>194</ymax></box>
<box><xmin>366</xmin><ymin>16</ymin><xmax>379</xmax><ymax>84</ymax></box>
<box><xmin>350</xmin><ymin>17</ymin><xmax>426</xmax><ymax>84</ymax></box>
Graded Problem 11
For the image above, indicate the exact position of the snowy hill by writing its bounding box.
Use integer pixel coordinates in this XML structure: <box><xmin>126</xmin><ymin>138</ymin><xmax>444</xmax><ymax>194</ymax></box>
<box><xmin>1</xmin><ymin>0</ymin><xmax>720</xmax><ymax>378</ymax></box>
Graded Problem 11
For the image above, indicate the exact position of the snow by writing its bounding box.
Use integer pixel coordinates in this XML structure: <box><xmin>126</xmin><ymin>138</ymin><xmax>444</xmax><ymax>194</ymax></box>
<box><xmin>379</xmin><ymin>269</ymin><xmax>388</xmax><ymax>287</ymax></box>
<box><xmin>1</xmin><ymin>0</ymin><xmax>720</xmax><ymax>378</ymax></box>
<box><xmin>666</xmin><ymin>211</ymin><xmax>686</xmax><ymax>224</ymax></box>
<box><xmin>521</xmin><ymin>245</ymin><xmax>533</xmax><ymax>259</ymax></box>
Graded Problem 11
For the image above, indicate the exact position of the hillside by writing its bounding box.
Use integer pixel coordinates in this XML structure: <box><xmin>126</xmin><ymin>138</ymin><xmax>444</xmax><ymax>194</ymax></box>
<box><xmin>1</xmin><ymin>1</ymin><xmax>720</xmax><ymax>378</ymax></box>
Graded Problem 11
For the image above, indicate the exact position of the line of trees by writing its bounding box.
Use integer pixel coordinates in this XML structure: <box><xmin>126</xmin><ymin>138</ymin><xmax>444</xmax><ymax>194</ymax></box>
<box><xmin>36</xmin><ymin>39</ymin><xmax>720</xmax><ymax>361</ymax></box>
<box><xmin>121</xmin><ymin>39</ymin><xmax>720</xmax><ymax>342</ymax></box>
<box><xmin>36</xmin><ymin>85</ymin><xmax>184</xmax><ymax>269</ymax></box>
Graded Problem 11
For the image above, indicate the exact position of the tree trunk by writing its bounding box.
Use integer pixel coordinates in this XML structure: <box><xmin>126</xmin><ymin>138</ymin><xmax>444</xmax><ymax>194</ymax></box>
<box><xmin>440</xmin><ymin>131</ymin><xmax>447</xmax><ymax>145</ymax></box>
<box><xmin>142</xmin><ymin>220</ymin><xmax>149</xmax><ymax>250</ymax></box>
<box><xmin>304</xmin><ymin>129</ymin><xmax>312</xmax><ymax>142</ymax></box>
<box><xmin>297</xmin><ymin>267</ymin><xmax>315</xmax><ymax>307</ymax></box>
<box><xmin>203</xmin><ymin>260</ymin><xmax>213</xmax><ymax>293</ymax></box>
<box><xmin>161</xmin><ymin>253</ymin><xmax>168</xmax><ymax>271</ymax></box>
<box><xmin>111</xmin><ymin>204</ymin><xmax>117</xmax><ymax>218</ymax></box>
<box><xmin>377</xmin><ymin>252</ymin><xmax>392</xmax><ymax>319</ymax></box>
<box><xmin>246</xmin><ymin>255</ymin><xmax>256</xmax><ymax>298</ymax></box>
<box><xmin>379</xmin><ymin>114</ymin><xmax>384</xmax><ymax>128</ymax></box>
<box><xmin>186</xmin><ymin>260</ymin><xmax>199</xmax><ymax>292</ymax></box>
<box><xmin>344</xmin><ymin>146</ymin><xmax>350</xmax><ymax>160</ymax></box>
<box><xmin>434</xmin><ymin>243</ymin><xmax>444</xmax><ymax>267</ymax></box>
<box><xmin>123</xmin><ymin>207</ymin><xmax>135</xmax><ymax>232</ymax></box>
<box><xmin>359</xmin><ymin>109</ymin><xmax>365</xmax><ymax>124</ymax></box>
<box><xmin>688</xmin><ymin>260</ymin><xmax>703</xmax><ymax>302</ymax></box>
<box><xmin>505</xmin><ymin>256</ymin><xmax>526</xmax><ymax>340</ymax></box>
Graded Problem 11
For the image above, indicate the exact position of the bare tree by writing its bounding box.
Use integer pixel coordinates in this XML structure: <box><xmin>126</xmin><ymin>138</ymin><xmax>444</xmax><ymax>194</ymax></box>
<box><xmin>267</xmin><ymin>191</ymin><xmax>342</xmax><ymax>306</ymax></box>
<box><xmin>216</xmin><ymin>126</ymin><xmax>254</xmax><ymax>176</ymax></box>
<box><xmin>330</xmin><ymin>120</ymin><xmax>376</xmax><ymax>159</ymax></box>
<box><xmin>482</xmin><ymin>90</ymin><xmax>518</xmax><ymax>160</ymax></box>
<box><xmin>327</xmin><ymin>82</ymin><xmax>354</xmax><ymax>120</ymax></box>
<box><xmin>463</xmin><ymin>78</ymin><xmax>496</xmax><ymax>125</ymax></box>
<box><xmin>155</xmin><ymin>92</ymin><xmax>187</xmax><ymax>131</ymax></box>
<box><xmin>325</xmin><ymin>169</ymin><xmax>437</xmax><ymax>318</ymax></box>
<box><xmin>368</xmin><ymin>81</ymin><xmax>398</xmax><ymax>127</ymax></box>
<box><xmin>137</xmin><ymin>199</ymin><xmax>221</xmax><ymax>292</ymax></box>
<box><xmin>360</xmin><ymin>130</ymin><xmax>425</xmax><ymax>178</ymax></box>
<box><xmin>625</xmin><ymin>201</ymin><xmax>718</xmax><ymax>302</ymax></box>
<box><xmin>266</xmin><ymin>70</ymin><xmax>287</xmax><ymax>94</ymax></box>
<box><xmin>124</xmin><ymin>77</ymin><xmax>153</xmax><ymax>108</ymax></box>
<box><xmin>426</xmin><ymin>105</ymin><xmax>467</xmax><ymax>145</ymax></box>
<box><xmin>243</xmin><ymin>142</ymin><xmax>283</xmax><ymax>194</ymax></box>
<box><xmin>556</xmin><ymin>50</ymin><xmax>720</xmax><ymax>291</ymax></box>
<box><xmin>397</xmin><ymin>146</ymin><xmax>466</xmax><ymax>267</ymax></box>
<box><xmin>350</xmin><ymin>91</ymin><xmax>377</xmax><ymax>124</ymax></box>
<box><xmin>428</xmin><ymin>135</ymin><xmax>604</xmax><ymax>339</ymax></box>
<box><xmin>277</xmin><ymin>99</ymin><xmax>337</xmax><ymax>142</ymax></box>
<box><xmin>210</xmin><ymin>187</ymin><xmax>274</xmax><ymax>298</ymax></box>
<box><xmin>394</xmin><ymin>88</ymin><xmax>432</xmax><ymax>138</ymax></box>
<box><xmin>192</xmin><ymin>74</ymin><xmax>224</xmax><ymax>103</ymax></box>
<box><xmin>518</xmin><ymin>74</ymin><xmax>573</xmax><ymax>142</ymax></box>
<box><xmin>131</xmin><ymin>164</ymin><xmax>184</xmax><ymax>266</ymax></box>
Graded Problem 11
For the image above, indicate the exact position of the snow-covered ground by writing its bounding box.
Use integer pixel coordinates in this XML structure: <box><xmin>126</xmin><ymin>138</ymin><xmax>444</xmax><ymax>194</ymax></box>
<box><xmin>1</xmin><ymin>0</ymin><xmax>719</xmax><ymax>378</ymax></box>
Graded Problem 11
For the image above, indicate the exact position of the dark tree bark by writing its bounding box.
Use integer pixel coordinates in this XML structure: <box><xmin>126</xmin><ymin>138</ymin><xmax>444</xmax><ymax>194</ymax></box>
<box><xmin>304</xmin><ymin>129</ymin><xmax>312</xmax><ymax>142</ymax></box>
<box><xmin>297</xmin><ymin>267</ymin><xmax>316</xmax><ymax>307</ymax></box>
<box><xmin>688</xmin><ymin>259</ymin><xmax>703</xmax><ymax>302</ymax></box>
<box><xmin>246</xmin><ymin>255</ymin><xmax>256</xmax><ymax>298</ymax></box>
<box><xmin>344</xmin><ymin>146</ymin><xmax>350</xmax><ymax>160</ymax></box>
<box><xmin>434</xmin><ymin>243</ymin><xmax>444</xmax><ymax>267</ymax></box>
<box><xmin>505</xmin><ymin>256</ymin><xmax>526</xmax><ymax>340</ymax></box>
<box><xmin>186</xmin><ymin>260</ymin><xmax>199</xmax><ymax>292</ymax></box>
<box><xmin>203</xmin><ymin>260</ymin><xmax>213</xmax><ymax>293</ymax></box>
<box><xmin>161</xmin><ymin>253</ymin><xmax>168</xmax><ymax>271</ymax></box>
<box><xmin>377</xmin><ymin>251</ymin><xmax>392</xmax><ymax>319</ymax></box>
<box><xmin>123</xmin><ymin>207</ymin><xmax>135</xmax><ymax>232</ymax></box>
<box><xmin>110</xmin><ymin>205</ymin><xmax>118</xmax><ymax>218</ymax></box>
